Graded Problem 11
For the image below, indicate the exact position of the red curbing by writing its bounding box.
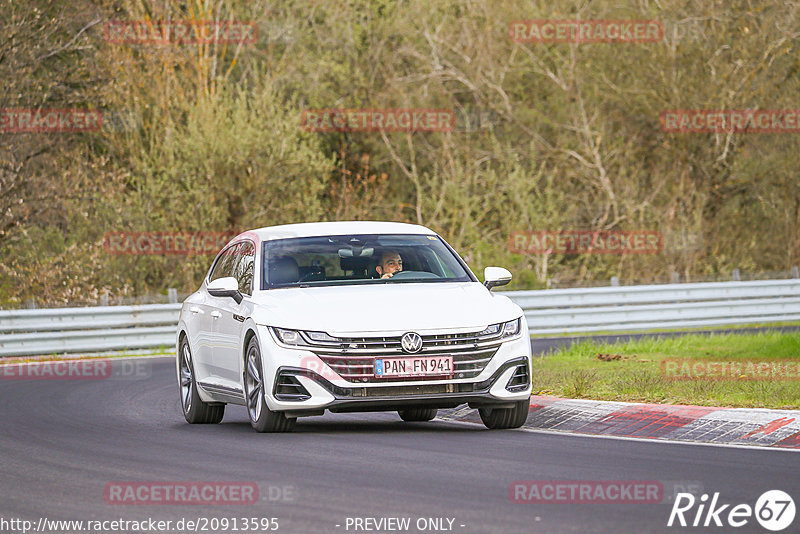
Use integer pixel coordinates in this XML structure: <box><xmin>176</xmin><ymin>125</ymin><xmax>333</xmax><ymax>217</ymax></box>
<box><xmin>774</xmin><ymin>432</ymin><xmax>800</xmax><ymax>449</ymax></box>
<box><xmin>440</xmin><ymin>396</ymin><xmax>800</xmax><ymax>449</ymax></box>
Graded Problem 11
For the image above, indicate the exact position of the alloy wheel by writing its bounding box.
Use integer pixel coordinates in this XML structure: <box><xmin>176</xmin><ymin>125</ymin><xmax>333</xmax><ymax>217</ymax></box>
<box><xmin>179</xmin><ymin>343</ymin><xmax>193</xmax><ymax>413</ymax></box>
<box><xmin>245</xmin><ymin>349</ymin><xmax>263</xmax><ymax>422</ymax></box>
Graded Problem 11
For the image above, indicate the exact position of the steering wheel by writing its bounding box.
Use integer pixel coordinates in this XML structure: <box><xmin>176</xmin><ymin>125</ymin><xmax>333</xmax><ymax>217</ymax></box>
<box><xmin>386</xmin><ymin>270</ymin><xmax>440</xmax><ymax>280</ymax></box>
<box><xmin>297</xmin><ymin>270</ymin><xmax>323</xmax><ymax>283</ymax></box>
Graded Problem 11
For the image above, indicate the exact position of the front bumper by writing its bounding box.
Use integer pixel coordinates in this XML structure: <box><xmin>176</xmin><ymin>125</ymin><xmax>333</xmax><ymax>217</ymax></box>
<box><xmin>255</xmin><ymin>324</ymin><xmax>532</xmax><ymax>415</ymax></box>
<box><xmin>276</xmin><ymin>356</ymin><xmax>530</xmax><ymax>415</ymax></box>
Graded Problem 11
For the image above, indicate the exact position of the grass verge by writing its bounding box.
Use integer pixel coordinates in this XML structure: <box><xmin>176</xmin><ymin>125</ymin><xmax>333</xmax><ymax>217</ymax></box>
<box><xmin>533</xmin><ymin>331</ymin><xmax>800</xmax><ymax>409</ymax></box>
<box><xmin>0</xmin><ymin>347</ymin><xmax>174</xmax><ymax>365</ymax></box>
<box><xmin>530</xmin><ymin>321</ymin><xmax>800</xmax><ymax>338</ymax></box>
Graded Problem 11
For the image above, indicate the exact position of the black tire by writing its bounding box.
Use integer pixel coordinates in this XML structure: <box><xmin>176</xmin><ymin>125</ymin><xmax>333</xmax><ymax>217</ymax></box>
<box><xmin>178</xmin><ymin>337</ymin><xmax>225</xmax><ymax>424</ymax></box>
<box><xmin>398</xmin><ymin>408</ymin><xmax>438</xmax><ymax>422</ymax></box>
<box><xmin>244</xmin><ymin>338</ymin><xmax>296</xmax><ymax>433</ymax></box>
<box><xmin>478</xmin><ymin>400</ymin><xmax>529</xmax><ymax>429</ymax></box>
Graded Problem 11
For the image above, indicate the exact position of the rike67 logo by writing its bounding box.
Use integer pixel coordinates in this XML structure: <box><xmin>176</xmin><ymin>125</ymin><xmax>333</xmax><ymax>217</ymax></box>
<box><xmin>668</xmin><ymin>490</ymin><xmax>795</xmax><ymax>531</ymax></box>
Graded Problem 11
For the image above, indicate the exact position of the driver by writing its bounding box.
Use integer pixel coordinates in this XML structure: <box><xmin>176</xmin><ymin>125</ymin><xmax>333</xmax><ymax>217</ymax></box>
<box><xmin>375</xmin><ymin>250</ymin><xmax>403</xmax><ymax>279</ymax></box>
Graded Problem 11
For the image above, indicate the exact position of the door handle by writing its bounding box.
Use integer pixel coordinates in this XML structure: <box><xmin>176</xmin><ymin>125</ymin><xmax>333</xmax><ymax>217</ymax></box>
<box><xmin>210</xmin><ymin>311</ymin><xmax>222</xmax><ymax>319</ymax></box>
<box><xmin>189</xmin><ymin>306</ymin><xmax>203</xmax><ymax>315</ymax></box>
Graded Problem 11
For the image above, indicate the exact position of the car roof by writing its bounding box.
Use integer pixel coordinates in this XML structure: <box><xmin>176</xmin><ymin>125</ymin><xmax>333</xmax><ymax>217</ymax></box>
<box><xmin>238</xmin><ymin>221</ymin><xmax>437</xmax><ymax>243</ymax></box>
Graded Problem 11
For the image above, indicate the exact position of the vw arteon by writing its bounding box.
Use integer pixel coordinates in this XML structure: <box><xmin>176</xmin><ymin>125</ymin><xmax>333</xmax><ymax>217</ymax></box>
<box><xmin>176</xmin><ymin>221</ymin><xmax>532</xmax><ymax>432</ymax></box>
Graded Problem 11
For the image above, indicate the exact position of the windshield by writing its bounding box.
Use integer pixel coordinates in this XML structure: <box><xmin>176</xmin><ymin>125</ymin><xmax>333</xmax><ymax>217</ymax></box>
<box><xmin>260</xmin><ymin>234</ymin><xmax>474</xmax><ymax>289</ymax></box>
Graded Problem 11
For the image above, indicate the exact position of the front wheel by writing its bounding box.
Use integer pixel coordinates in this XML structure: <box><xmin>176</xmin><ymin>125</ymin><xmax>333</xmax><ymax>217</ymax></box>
<box><xmin>478</xmin><ymin>400</ymin><xmax>529</xmax><ymax>429</ymax></box>
<box><xmin>244</xmin><ymin>338</ymin><xmax>296</xmax><ymax>433</ymax></box>
<box><xmin>398</xmin><ymin>408</ymin><xmax>438</xmax><ymax>422</ymax></box>
<box><xmin>178</xmin><ymin>337</ymin><xmax>224</xmax><ymax>424</ymax></box>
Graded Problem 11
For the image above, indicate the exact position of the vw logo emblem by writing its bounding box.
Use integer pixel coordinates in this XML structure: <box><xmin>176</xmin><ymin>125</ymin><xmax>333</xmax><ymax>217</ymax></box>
<box><xmin>400</xmin><ymin>332</ymin><xmax>423</xmax><ymax>354</ymax></box>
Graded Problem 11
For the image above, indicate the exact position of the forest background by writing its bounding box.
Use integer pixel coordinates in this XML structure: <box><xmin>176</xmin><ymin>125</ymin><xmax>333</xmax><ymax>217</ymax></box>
<box><xmin>2</xmin><ymin>0</ymin><xmax>799</xmax><ymax>307</ymax></box>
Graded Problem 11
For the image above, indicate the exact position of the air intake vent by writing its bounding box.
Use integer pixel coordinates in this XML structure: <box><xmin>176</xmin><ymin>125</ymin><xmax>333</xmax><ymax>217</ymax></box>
<box><xmin>274</xmin><ymin>373</ymin><xmax>311</xmax><ymax>401</ymax></box>
<box><xmin>506</xmin><ymin>363</ymin><xmax>530</xmax><ymax>392</ymax></box>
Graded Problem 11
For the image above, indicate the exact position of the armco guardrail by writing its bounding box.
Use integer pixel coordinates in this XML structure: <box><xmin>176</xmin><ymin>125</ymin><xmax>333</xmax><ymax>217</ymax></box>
<box><xmin>0</xmin><ymin>304</ymin><xmax>180</xmax><ymax>357</ymax></box>
<box><xmin>0</xmin><ymin>280</ymin><xmax>799</xmax><ymax>357</ymax></box>
<box><xmin>511</xmin><ymin>279</ymin><xmax>800</xmax><ymax>335</ymax></box>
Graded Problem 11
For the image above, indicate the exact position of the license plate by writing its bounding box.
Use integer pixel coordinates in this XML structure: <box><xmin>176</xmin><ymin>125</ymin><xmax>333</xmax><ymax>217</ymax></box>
<box><xmin>374</xmin><ymin>356</ymin><xmax>453</xmax><ymax>377</ymax></box>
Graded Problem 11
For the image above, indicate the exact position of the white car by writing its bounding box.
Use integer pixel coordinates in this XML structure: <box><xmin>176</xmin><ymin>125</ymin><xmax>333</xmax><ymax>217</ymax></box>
<box><xmin>176</xmin><ymin>221</ymin><xmax>531</xmax><ymax>432</ymax></box>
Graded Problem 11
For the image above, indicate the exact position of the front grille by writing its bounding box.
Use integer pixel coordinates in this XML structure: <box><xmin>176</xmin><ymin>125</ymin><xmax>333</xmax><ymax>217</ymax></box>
<box><xmin>311</xmin><ymin>330</ymin><xmax>502</xmax><ymax>383</ymax></box>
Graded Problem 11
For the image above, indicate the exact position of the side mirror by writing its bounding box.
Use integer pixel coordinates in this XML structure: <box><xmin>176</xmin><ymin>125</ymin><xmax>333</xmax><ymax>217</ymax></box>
<box><xmin>484</xmin><ymin>267</ymin><xmax>512</xmax><ymax>291</ymax></box>
<box><xmin>207</xmin><ymin>276</ymin><xmax>243</xmax><ymax>304</ymax></box>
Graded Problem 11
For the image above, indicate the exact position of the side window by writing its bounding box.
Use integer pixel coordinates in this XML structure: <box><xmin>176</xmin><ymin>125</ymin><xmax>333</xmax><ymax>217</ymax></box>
<box><xmin>208</xmin><ymin>244</ymin><xmax>240</xmax><ymax>283</ymax></box>
<box><xmin>234</xmin><ymin>241</ymin><xmax>255</xmax><ymax>295</ymax></box>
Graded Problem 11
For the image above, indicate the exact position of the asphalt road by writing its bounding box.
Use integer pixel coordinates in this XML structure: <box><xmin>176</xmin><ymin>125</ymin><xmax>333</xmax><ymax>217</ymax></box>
<box><xmin>1</xmin><ymin>357</ymin><xmax>798</xmax><ymax>534</ymax></box>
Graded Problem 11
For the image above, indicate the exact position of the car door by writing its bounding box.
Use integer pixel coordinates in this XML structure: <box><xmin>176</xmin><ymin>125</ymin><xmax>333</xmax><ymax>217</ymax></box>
<box><xmin>201</xmin><ymin>243</ymin><xmax>241</xmax><ymax>382</ymax></box>
<box><xmin>211</xmin><ymin>241</ymin><xmax>255</xmax><ymax>387</ymax></box>
<box><xmin>183</xmin><ymin>288</ymin><xmax>214</xmax><ymax>383</ymax></box>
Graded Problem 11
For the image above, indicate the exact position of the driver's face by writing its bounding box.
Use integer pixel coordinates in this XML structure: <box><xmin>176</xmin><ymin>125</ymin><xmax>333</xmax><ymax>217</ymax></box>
<box><xmin>377</xmin><ymin>252</ymin><xmax>402</xmax><ymax>278</ymax></box>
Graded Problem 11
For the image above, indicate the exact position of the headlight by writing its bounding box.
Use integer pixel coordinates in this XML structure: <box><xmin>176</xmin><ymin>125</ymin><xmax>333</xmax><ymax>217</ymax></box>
<box><xmin>271</xmin><ymin>328</ymin><xmax>340</xmax><ymax>347</ymax></box>
<box><xmin>502</xmin><ymin>318</ymin><xmax>521</xmax><ymax>337</ymax></box>
<box><xmin>305</xmin><ymin>331</ymin><xmax>339</xmax><ymax>343</ymax></box>
<box><xmin>477</xmin><ymin>318</ymin><xmax>521</xmax><ymax>340</ymax></box>
<box><xmin>477</xmin><ymin>324</ymin><xmax>501</xmax><ymax>337</ymax></box>
<box><xmin>273</xmin><ymin>328</ymin><xmax>306</xmax><ymax>346</ymax></box>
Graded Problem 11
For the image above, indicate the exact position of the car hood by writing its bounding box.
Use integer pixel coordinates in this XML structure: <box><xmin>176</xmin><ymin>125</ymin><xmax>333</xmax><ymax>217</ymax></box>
<box><xmin>250</xmin><ymin>282</ymin><xmax>521</xmax><ymax>335</ymax></box>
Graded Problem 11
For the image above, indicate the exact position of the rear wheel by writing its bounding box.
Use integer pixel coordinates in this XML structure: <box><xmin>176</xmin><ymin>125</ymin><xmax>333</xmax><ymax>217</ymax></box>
<box><xmin>479</xmin><ymin>400</ymin><xmax>529</xmax><ymax>429</ymax></box>
<box><xmin>398</xmin><ymin>408</ymin><xmax>438</xmax><ymax>422</ymax></box>
<box><xmin>178</xmin><ymin>337</ymin><xmax>224</xmax><ymax>424</ymax></box>
<box><xmin>244</xmin><ymin>338</ymin><xmax>296</xmax><ymax>433</ymax></box>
